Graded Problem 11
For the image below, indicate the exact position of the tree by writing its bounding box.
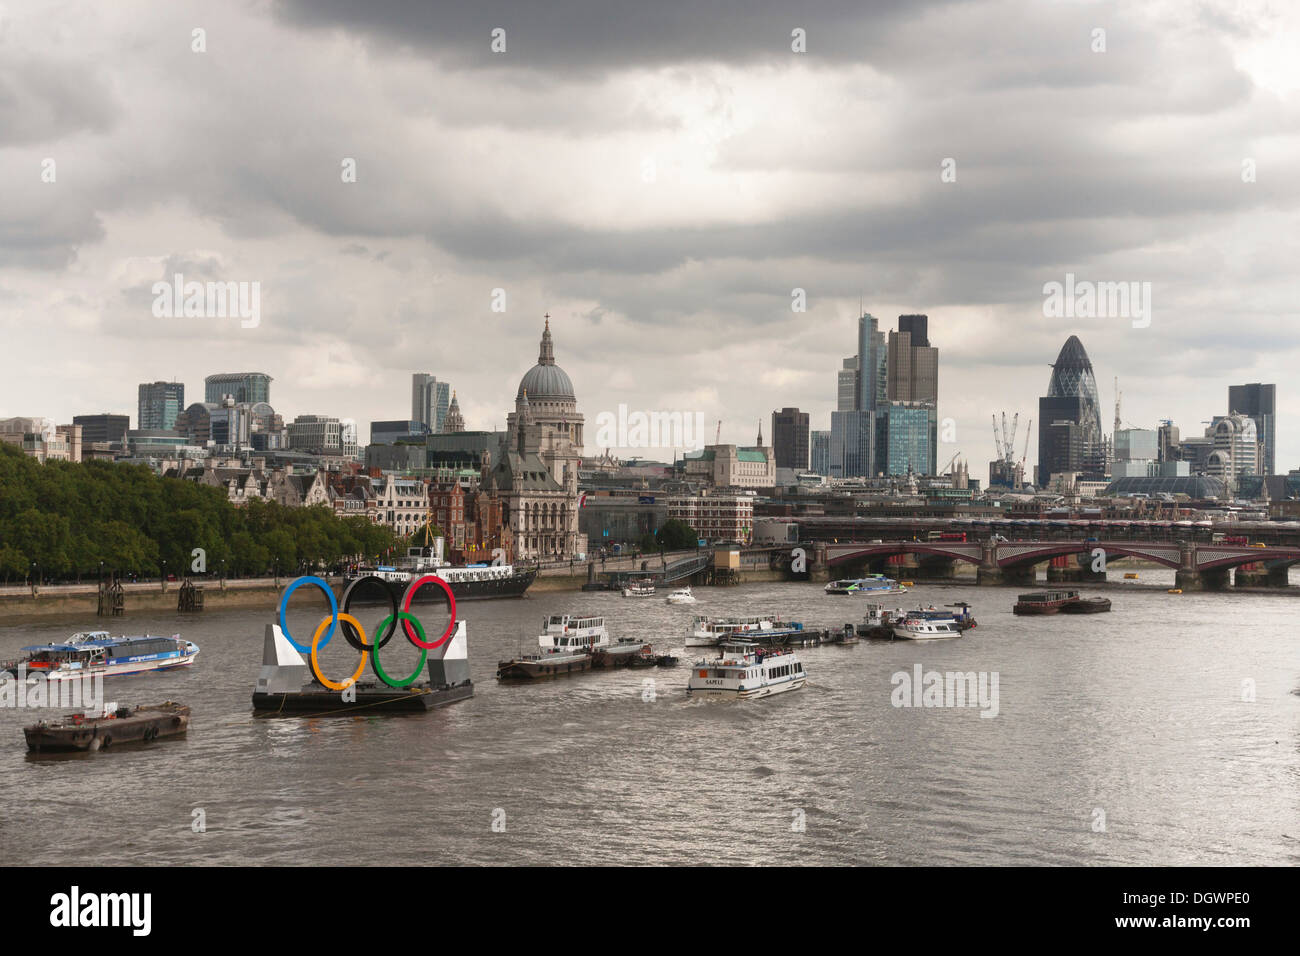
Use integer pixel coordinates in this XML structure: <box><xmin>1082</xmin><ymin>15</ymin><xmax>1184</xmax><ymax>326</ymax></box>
<box><xmin>656</xmin><ymin>519</ymin><xmax>697</xmax><ymax>551</ymax></box>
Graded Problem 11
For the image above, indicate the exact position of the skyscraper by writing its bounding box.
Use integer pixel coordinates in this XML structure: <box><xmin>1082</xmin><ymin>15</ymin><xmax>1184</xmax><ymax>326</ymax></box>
<box><xmin>1228</xmin><ymin>383</ymin><xmax>1275</xmax><ymax>476</ymax></box>
<box><xmin>810</xmin><ymin>430</ymin><xmax>831</xmax><ymax>475</ymax></box>
<box><xmin>771</xmin><ymin>407</ymin><xmax>810</xmax><ymax>470</ymax></box>
<box><xmin>412</xmin><ymin>373</ymin><xmax>452</xmax><ymax>433</ymax></box>
<box><xmin>1037</xmin><ymin>335</ymin><xmax>1104</xmax><ymax>486</ymax></box>
<box><xmin>138</xmin><ymin>381</ymin><xmax>185</xmax><ymax>430</ymax></box>
<box><xmin>883</xmin><ymin>314</ymin><xmax>939</xmax><ymax>474</ymax></box>
<box><xmin>204</xmin><ymin>372</ymin><xmax>270</xmax><ymax>405</ymax></box>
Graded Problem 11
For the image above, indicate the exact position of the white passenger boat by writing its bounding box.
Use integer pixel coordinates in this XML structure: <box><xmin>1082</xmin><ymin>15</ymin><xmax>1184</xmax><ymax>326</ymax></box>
<box><xmin>665</xmin><ymin>587</ymin><xmax>697</xmax><ymax>605</ymax></box>
<box><xmin>497</xmin><ymin>614</ymin><xmax>611</xmax><ymax>679</ymax></box>
<box><xmin>1</xmin><ymin>632</ymin><xmax>199</xmax><ymax>681</ymax></box>
<box><xmin>686</xmin><ymin>641</ymin><xmax>806</xmax><ymax>699</ymax></box>
<box><xmin>686</xmin><ymin>614</ymin><xmax>780</xmax><ymax>647</ymax></box>
<box><xmin>891</xmin><ymin>610</ymin><xmax>963</xmax><ymax>640</ymax></box>
<box><xmin>622</xmin><ymin>580</ymin><xmax>656</xmax><ymax>598</ymax></box>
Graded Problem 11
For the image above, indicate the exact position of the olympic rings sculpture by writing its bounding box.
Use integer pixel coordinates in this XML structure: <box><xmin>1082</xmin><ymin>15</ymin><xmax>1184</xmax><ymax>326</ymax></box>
<box><xmin>277</xmin><ymin>574</ymin><xmax>458</xmax><ymax>690</ymax></box>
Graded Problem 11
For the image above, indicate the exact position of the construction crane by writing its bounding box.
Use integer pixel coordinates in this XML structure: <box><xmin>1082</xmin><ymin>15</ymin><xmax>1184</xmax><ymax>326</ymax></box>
<box><xmin>942</xmin><ymin>451</ymin><xmax>963</xmax><ymax>475</ymax></box>
<box><xmin>992</xmin><ymin>412</ymin><xmax>1020</xmax><ymax>464</ymax></box>
<box><xmin>715</xmin><ymin>420</ymin><xmax>721</xmax><ymax>445</ymax></box>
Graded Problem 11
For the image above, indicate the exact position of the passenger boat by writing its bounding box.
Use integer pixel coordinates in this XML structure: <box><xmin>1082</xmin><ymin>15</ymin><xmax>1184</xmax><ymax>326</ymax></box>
<box><xmin>2</xmin><ymin>632</ymin><xmax>199</xmax><ymax>681</ymax></box>
<box><xmin>622</xmin><ymin>580</ymin><xmax>656</xmax><ymax>598</ymax></box>
<box><xmin>686</xmin><ymin>614</ymin><xmax>781</xmax><ymax>647</ymax></box>
<box><xmin>892</xmin><ymin>610</ymin><xmax>964</xmax><ymax>640</ymax></box>
<box><xmin>687</xmin><ymin>641</ymin><xmax>806</xmax><ymax>699</ymax></box>
<box><xmin>665</xmin><ymin>587</ymin><xmax>697</xmax><ymax>605</ymax></box>
<box><xmin>344</xmin><ymin>541</ymin><xmax>536</xmax><ymax>603</ymax></box>
<box><xmin>824</xmin><ymin>575</ymin><xmax>908</xmax><ymax>595</ymax></box>
<box><xmin>497</xmin><ymin>614</ymin><xmax>618</xmax><ymax>679</ymax></box>
<box><xmin>24</xmin><ymin>701</ymin><xmax>190</xmax><ymax>752</ymax></box>
<box><xmin>1059</xmin><ymin>596</ymin><xmax>1112</xmax><ymax>614</ymax></box>
<box><xmin>1012</xmin><ymin>590</ymin><xmax>1082</xmax><ymax>615</ymax></box>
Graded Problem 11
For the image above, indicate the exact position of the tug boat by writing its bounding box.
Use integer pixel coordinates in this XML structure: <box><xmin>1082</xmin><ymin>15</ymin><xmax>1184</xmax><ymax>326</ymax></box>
<box><xmin>2</xmin><ymin>632</ymin><xmax>199</xmax><ymax>681</ymax></box>
<box><xmin>24</xmin><ymin>701</ymin><xmax>190</xmax><ymax>753</ymax></box>
<box><xmin>687</xmin><ymin>641</ymin><xmax>806</xmax><ymax>699</ymax></box>
<box><xmin>858</xmin><ymin>604</ymin><xmax>907</xmax><ymax>639</ymax></box>
<box><xmin>824</xmin><ymin>575</ymin><xmax>908</xmax><ymax>596</ymax></box>
<box><xmin>665</xmin><ymin>587</ymin><xmax>697</xmax><ymax>605</ymax></box>
<box><xmin>686</xmin><ymin>614</ymin><xmax>781</xmax><ymax>647</ymax></box>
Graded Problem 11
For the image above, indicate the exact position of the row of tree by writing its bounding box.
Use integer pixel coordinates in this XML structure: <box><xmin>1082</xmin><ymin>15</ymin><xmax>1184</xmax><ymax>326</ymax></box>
<box><xmin>0</xmin><ymin>443</ymin><xmax>402</xmax><ymax>583</ymax></box>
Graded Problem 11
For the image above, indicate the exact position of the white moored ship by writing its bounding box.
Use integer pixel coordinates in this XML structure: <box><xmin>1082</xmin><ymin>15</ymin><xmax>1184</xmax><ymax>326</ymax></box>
<box><xmin>496</xmin><ymin>614</ymin><xmax>611</xmax><ymax>680</ymax></box>
<box><xmin>685</xmin><ymin>614</ymin><xmax>780</xmax><ymax>647</ymax></box>
<box><xmin>687</xmin><ymin>641</ymin><xmax>806</xmax><ymax>699</ymax></box>
<box><xmin>622</xmin><ymin>580</ymin><xmax>656</xmax><ymax>598</ymax></box>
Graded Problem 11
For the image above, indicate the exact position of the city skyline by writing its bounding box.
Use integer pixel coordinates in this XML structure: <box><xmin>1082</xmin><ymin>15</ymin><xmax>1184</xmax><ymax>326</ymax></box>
<box><xmin>3</xmin><ymin>2</ymin><xmax>1298</xmax><ymax>483</ymax></box>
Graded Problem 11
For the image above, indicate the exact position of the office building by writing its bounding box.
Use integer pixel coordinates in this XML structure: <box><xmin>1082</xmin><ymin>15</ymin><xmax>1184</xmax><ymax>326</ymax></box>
<box><xmin>286</xmin><ymin>415</ymin><xmax>342</xmax><ymax>454</ymax></box>
<box><xmin>204</xmin><ymin>372</ymin><xmax>271</xmax><ymax>405</ymax></box>
<box><xmin>72</xmin><ymin>414</ymin><xmax>129</xmax><ymax>445</ymax></box>
<box><xmin>138</xmin><ymin>381</ymin><xmax>185</xmax><ymax>431</ymax></box>
<box><xmin>371</xmin><ymin>420</ymin><xmax>433</xmax><ymax>446</ymax></box>
<box><xmin>810</xmin><ymin>430</ymin><xmax>831</xmax><ymax>475</ymax></box>
<box><xmin>876</xmin><ymin>401</ymin><xmax>937</xmax><ymax>476</ymax></box>
<box><xmin>1037</xmin><ymin>336</ymin><xmax>1105</xmax><ymax>486</ymax></box>
<box><xmin>412</xmin><ymin>374</ymin><xmax>452</xmax><ymax>433</ymax></box>
<box><xmin>771</xmin><ymin>407</ymin><xmax>810</xmax><ymax>471</ymax></box>
<box><xmin>1228</xmin><ymin>383</ymin><xmax>1275</xmax><ymax>476</ymax></box>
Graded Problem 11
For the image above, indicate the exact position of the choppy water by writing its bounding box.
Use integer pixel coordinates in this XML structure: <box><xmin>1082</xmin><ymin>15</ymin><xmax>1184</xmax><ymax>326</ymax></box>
<box><xmin>1</xmin><ymin>578</ymin><xmax>1297</xmax><ymax>866</ymax></box>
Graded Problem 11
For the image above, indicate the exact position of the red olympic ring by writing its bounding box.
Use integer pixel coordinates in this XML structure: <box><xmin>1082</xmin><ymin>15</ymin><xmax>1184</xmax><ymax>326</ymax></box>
<box><xmin>400</xmin><ymin>575</ymin><xmax>457</xmax><ymax>650</ymax></box>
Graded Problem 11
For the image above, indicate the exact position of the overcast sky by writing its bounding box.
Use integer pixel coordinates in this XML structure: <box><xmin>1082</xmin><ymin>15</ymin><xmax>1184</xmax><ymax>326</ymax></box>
<box><xmin>2</xmin><ymin>0</ymin><xmax>1298</xmax><ymax>482</ymax></box>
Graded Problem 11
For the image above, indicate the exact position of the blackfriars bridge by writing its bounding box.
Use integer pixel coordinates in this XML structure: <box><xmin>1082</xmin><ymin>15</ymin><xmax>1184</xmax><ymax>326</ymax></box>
<box><xmin>774</xmin><ymin>540</ymin><xmax>1300</xmax><ymax>590</ymax></box>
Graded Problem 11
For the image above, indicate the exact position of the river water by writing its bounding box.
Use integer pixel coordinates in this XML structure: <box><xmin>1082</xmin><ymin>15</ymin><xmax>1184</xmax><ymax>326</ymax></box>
<box><xmin>1</xmin><ymin>578</ymin><xmax>1297</xmax><ymax>866</ymax></box>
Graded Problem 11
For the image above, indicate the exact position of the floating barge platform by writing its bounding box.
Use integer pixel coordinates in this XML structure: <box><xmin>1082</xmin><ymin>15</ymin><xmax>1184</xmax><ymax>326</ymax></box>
<box><xmin>251</xmin><ymin>616</ymin><xmax>474</xmax><ymax>716</ymax></box>
<box><xmin>24</xmin><ymin>701</ymin><xmax>190</xmax><ymax>752</ymax></box>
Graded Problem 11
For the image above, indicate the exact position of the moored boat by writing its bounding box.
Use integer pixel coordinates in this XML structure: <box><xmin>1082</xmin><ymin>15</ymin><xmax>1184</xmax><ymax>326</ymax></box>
<box><xmin>892</xmin><ymin>611</ymin><xmax>963</xmax><ymax>640</ymax></box>
<box><xmin>687</xmin><ymin>641</ymin><xmax>806</xmax><ymax>699</ymax></box>
<box><xmin>1013</xmin><ymin>590</ymin><xmax>1082</xmax><ymax>615</ymax></box>
<box><xmin>497</xmin><ymin>613</ymin><xmax>638</xmax><ymax>679</ymax></box>
<box><xmin>344</xmin><ymin>542</ymin><xmax>536</xmax><ymax>603</ymax></box>
<box><xmin>1059</xmin><ymin>596</ymin><xmax>1112</xmax><ymax>614</ymax></box>
<box><xmin>622</xmin><ymin>580</ymin><xmax>656</xmax><ymax>598</ymax></box>
<box><xmin>686</xmin><ymin>614</ymin><xmax>781</xmax><ymax>647</ymax></box>
<box><xmin>24</xmin><ymin>701</ymin><xmax>190</xmax><ymax>752</ymax></box>
<box><xmin>2</xmin><ymin>632</ymin><xmax>199</xmax><ymax>682</ymax></box>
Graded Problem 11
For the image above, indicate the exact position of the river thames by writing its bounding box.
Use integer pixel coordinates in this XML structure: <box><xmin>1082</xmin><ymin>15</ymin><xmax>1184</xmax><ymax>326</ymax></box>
<box><xmin>2</xmin><ymin>578</ymin><xmax>1297</xmax><ymax>866</ymax></box>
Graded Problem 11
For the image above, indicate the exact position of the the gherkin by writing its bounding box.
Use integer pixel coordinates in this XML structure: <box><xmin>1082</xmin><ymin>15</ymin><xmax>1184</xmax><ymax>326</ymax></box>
<box><xmin>1037</xmin><ymin>335</ymin><xmax>1106</xmax><ymax>485</ymax></box>
<box><xmin>1046</xmin><ymin>335</ymin><xmax>1102</xmax><ymax>443</ymax></box>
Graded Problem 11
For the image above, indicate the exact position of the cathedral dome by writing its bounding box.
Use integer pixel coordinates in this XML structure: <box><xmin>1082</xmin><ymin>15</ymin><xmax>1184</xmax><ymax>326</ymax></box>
<box><xmin>516</xmin><ymin>316</ymin><xmax>575</xmax><ymax>401</ymax></box>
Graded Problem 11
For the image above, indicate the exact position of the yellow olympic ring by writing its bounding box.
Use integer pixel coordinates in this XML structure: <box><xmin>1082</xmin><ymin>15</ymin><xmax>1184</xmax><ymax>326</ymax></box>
<box><xmin>310</xmin><ymin>612</ymin><xmax>368</xmax><ymax>690</ymax></box>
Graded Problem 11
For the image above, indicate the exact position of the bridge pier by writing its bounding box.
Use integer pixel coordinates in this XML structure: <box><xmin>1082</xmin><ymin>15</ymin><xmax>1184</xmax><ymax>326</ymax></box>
<box><xmin>1175</xmin><ymin>567</ymin><xmax>1231</xmax><ymax>591</ymax></box>
<box><xmin>1046</xmin><ymin>565</ymin><xmax>1107</xmax><ymax>584</ymax></box>
<box><xmin>1233</xmin><ymin>564</ymin><xmax>1291</xmax><ymax>588</ymax></box>
<box><xmin>976</xmin><ymin>564</ymin><xmax>1035</xmax><ymax>587</ymax></box>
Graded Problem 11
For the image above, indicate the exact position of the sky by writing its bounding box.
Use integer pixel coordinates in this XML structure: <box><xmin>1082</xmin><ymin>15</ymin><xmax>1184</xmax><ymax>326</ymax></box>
<box><xmin>2</xmin><ymin>0</ymin><xmax>1298</xmax><ymax>483</ymax></box>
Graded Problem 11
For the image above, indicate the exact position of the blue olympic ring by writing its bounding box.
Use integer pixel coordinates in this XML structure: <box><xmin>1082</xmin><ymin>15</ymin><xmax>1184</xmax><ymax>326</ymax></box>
<box><xmin>278</xmin><ymin>575</ymin><xmax>339</xmax><ymax>653</ymax></box>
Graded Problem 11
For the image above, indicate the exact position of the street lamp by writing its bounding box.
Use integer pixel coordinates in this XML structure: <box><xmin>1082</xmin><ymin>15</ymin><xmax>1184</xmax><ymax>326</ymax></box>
<box><xmin>161</xmin><ymin>559</ymin><xmax>167</xmax><ymax>593</ymax></box>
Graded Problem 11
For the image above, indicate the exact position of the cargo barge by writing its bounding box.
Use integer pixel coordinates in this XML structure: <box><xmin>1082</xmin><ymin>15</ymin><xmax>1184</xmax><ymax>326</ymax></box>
<box><xmin>24</xmin><ymin>701</ymin><xmax>190</xmax><ymax>752</ymax></box>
